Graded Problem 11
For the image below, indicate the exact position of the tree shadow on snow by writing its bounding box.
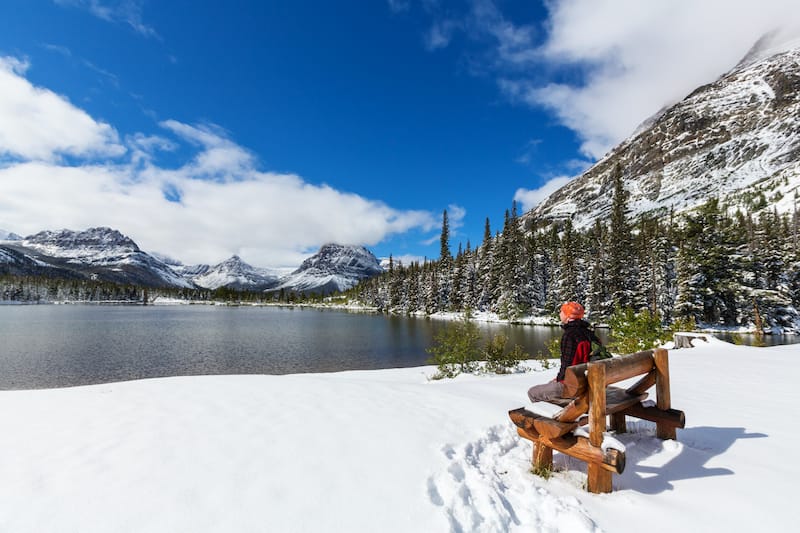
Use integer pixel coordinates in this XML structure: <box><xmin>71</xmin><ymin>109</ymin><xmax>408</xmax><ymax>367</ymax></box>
<box><xmin>617</xmin><ymin>423</ymin><xmax>767</xmax><ymax>495</ymax></box>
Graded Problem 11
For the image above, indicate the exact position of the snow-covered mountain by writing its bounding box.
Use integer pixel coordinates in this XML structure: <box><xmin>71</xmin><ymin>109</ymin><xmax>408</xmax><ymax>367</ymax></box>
<box><xmin>0</xmin><ymin>229</ymin><xmax>22</xmax><ymax>241</ymax></box>
<box><xmin>269</xmin><ymin>243</ymin><xmax>383</xmax><ymax>295</ymax></box>
<box><xmin>178</xmin><ymin>255</ymin><xmax>282</xmax><ymax>291</ymax></box>
<box><xmin>2</xmin><ymin>226</ymin><xmax>382</xmax><ymax>295</ymax></box>
<box><xmin>1</xmin><ymin>227</ymin><xmax>193</xmax><ymax>288</ymax></box>
<box><xmin>523</xmin><ymin>42</ymin><xmax>800</xmax><ymax>230</ymax></box>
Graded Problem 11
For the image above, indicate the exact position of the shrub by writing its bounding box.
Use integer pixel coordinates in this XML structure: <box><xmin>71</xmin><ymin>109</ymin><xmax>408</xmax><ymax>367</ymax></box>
<box><xmin>484</xmin><ymin>333</ymin><xmax>529</xmax><ymax>374</ymax></box>
<box><xmin>427</xmin><ymin>316</ymin><xmax>482</xmax><ymax>379</ymax></box>
<box><xmin>670</xmin><ymin>315</ymin><xmax>697</xmax><ymax>333</ymax></box>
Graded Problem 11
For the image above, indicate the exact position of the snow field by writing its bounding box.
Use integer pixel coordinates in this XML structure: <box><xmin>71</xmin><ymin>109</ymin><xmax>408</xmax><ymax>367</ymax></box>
<box><xmin>0</xmin><ymin>336</ymin><xmax>795</xmax><ymax>532</ymax></box>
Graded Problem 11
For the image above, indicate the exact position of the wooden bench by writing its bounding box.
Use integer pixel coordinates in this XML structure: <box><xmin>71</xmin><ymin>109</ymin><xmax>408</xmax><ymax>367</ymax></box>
<box><xmin>508</xmin><ymin>348</ymin><xmax>685</xmax><ymax>493</ymax></box>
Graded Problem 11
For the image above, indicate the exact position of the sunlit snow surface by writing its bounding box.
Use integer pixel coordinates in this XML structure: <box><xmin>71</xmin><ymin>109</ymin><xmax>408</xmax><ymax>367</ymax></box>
<box><xmin>0</xmin><ymin>336</ymin><xmax>794</xmax><ymax>532</ymax></box>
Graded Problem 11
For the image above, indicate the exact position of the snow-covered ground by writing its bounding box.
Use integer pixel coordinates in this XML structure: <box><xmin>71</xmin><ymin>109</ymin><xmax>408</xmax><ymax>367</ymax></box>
<box><xmin>0</xmin><ymin>336</ymin><xmax>793</xmax><ymax>532</ymax></box>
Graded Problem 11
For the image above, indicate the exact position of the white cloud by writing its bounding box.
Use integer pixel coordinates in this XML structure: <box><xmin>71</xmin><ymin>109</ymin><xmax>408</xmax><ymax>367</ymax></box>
<box><xmin>468</xmin><ymin>0</ymin><xmax>538</xmax><ymax>68</ymax></box>
<box><xmin>421</xmin><ymin>204</ymin><xmax>466</xmax><ymax>246</ymax></box>
<box><xmin>160</xmin><ymin>120</ymin><xmax>257</xmax><ymax>180</ymax></box>
<box><xmin>0</xmin><ymin>57</ymin><xmax>441</xmax><ymax>269</ymax></box>
<box><xmin>514</xmin><ymin>176</ymin><xmax>573</xmax><ymax>212</ymax></box>
<box><xmin>425</xmin><ymin>20</ymin><xmax>459</xmax><ymax>50</ymax></box>
<box><xmin>0</xmin><ymin>142</ymin><xmax>440</xmax><ymax>269</ymax></box>
<box><xmin>387</xmin><ymin>254</ymin><xmax>427</xmax><ymax>267</ymax></box>
<box><xmin>447</xmin><ymin>204</ymin><xmax>466</xmax><ymax>229</ymax></box>
<box><xmin>387</xmin><ymin>0</ymin><xmax>411</xmax><ymax>14</ymax></box>
<box><xmin>54</xmin><ymin>0</ymin><xmax>159</xmax><ymax>38</ymax></box>
<box><xmin>0</xmin><ymin>56</ymin><xmax>125</xmax><ymax>162</ymax></box>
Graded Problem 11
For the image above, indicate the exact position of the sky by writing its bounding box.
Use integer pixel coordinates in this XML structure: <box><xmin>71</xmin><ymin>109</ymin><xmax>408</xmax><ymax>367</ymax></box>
<box><xmin>1</xmin><ymin>0</ymin><xmax>800</xmax><ymax>268</ymax></box>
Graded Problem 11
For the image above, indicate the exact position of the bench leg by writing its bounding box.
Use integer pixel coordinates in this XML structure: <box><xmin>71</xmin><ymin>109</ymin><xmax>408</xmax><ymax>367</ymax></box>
<box><xmin>655</xmin><ymin>348</ymin><xmax>677</xmax><ymax>440</ymax></box>
<box><xmin>587</xmin><ymin>463</ymin><xmax>612</xmax><ymax>493</ymax></box>
<box><xmin>533</xmin><ymin>442</ymin><xmax>553</xmax><ymax>472</ymax></box>
<box><xmin>610</xmin><ymin>413</ymin><xmax>627</xmax><ymax>433</ymax></box>
<box><xmin>656</xmin><ymin>422</ymin><xmax>677</xmax><ymax>440</ymax></box>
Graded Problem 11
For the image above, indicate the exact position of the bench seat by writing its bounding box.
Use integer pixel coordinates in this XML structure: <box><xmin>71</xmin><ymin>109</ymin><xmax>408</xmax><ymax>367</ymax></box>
<box><xmin>542</xmin><ymin>386</ymin><xmax>648</xmax><ymax>413</ymax></box>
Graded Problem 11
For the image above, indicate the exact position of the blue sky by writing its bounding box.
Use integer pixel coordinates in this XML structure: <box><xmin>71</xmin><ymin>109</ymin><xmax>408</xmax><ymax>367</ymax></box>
<box><xmin>1</xmin><ymin>1</ymin><xmax>797</xmax><ymax>268</ymax></box>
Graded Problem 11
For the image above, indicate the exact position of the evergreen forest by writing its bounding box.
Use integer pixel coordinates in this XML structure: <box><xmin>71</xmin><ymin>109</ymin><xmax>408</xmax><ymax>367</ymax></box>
<box><xmin>349</xmin><ymin>172</ymin><xmax>800</xmax><ymax>332</ymax></box>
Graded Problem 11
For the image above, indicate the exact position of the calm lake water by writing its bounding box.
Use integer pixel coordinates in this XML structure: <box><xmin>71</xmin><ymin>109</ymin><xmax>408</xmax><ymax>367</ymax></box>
<box><xmin>1</xmin><ymin>304</ymin><xmax>796</xmax><ymax>390</ymax></box>
<box><xmin>0</xmin><ymin>304</ymin><xmax>567</xmax><ymax>390</ymax></box>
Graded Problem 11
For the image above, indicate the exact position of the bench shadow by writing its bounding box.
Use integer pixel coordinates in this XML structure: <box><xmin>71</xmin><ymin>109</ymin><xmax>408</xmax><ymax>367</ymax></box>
<box><xmin>617</xmin><ymin>424</ymin><xmax>767</xmax><ymax>495</ymax></box>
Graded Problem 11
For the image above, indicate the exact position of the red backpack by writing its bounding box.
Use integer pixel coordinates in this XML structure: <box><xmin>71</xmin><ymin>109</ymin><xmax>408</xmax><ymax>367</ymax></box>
<box><xmin>571</xmin><ymin>339</ymin><xmax>592</xmax><ymax>366</ymax></box>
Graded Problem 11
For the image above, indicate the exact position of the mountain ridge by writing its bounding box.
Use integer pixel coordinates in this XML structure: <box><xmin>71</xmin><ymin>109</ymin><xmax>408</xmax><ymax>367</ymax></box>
<box><xmin>522</xmin><ymin>44</ymin><xmax>800</xmax><ymax>230</ymax></box>
<box><xmin>1</xmin><ymin>227</ymin><xmax>382</xmax><ymax>295</ymax></box>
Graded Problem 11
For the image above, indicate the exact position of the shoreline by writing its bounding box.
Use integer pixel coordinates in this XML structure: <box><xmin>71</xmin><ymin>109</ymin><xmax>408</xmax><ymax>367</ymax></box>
<box><xmin>2</xmin><ymin>297</ymin><xmax>797</xmax><ymax>336</ymax></box>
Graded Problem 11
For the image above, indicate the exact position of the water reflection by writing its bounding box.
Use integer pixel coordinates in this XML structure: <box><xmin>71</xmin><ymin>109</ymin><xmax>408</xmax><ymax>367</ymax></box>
<box><xmin>710</xmin><ymin>331</ymin><xmax>800</xmax><ymax>347</ymax></box>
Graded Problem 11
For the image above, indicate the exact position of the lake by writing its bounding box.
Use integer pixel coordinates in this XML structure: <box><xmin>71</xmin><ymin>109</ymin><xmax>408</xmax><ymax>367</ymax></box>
<box><xmin>0</xmin><ymin>304</ymin><xmax>566</xmax><ymax>390</ymax></box>
<box><xmin>1</xmin><ymin>304</ymin><xmax>795</xmax><ymax>390</ymax></box>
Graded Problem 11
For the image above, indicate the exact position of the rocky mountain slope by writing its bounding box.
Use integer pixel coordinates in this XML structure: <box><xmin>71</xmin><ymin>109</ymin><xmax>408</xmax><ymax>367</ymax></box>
<box><xmin>523</xmin><ymin>43</ymin><xmax>800</xmax><ymax>230</ymax></box>
<box><xmin>175</xmin><ymin>255</ymin><xmax>282</xmax><ymax>291</ymax></box>
<box><xmin>268</xmin><ymin>243</ymin><xmax>383</xmax><ymax>295</ymax></box>
<box><xmin>1</xmin><ymin>227</ymin><xmax>194</xmax><ymax>288</ymax></box>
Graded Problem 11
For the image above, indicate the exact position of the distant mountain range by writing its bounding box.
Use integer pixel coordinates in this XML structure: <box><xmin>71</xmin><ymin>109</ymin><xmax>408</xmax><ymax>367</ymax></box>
<box><xmin>0</xmin><ymin>227</ymin><xmax>382</xmax><ymax>295</ymax></box>
<box><xmin>522</xmin><ymin>39</ymin><xmax>800</xmax><ymax>230</ymax></box>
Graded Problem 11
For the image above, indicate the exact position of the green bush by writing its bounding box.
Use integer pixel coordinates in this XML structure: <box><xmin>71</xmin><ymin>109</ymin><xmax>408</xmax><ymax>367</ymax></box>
<box><xmin>484</xmin><ymin>333</ymin><xmax>528</xmax><ymax>374</ymax></box>
<box><xmin>428</xmin><ymin>319</ymin><xmax>531</xmax><ymax>378</ymax></box>
<box><xmin>427</xmin><ymin>317</ymin><xmax>482</xmax><ymax>379</ymax></box>
<box><xmin>608</xmin><ymin>307</ymin><xmax>671</xmax><ymax>355</ymax></box>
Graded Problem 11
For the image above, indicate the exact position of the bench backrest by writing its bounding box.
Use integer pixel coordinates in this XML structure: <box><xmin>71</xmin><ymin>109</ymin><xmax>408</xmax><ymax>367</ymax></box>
<box><xmin>562</xmin><ymin>349</ymin><xmax>658</xmax><ymax>397</ymax></box>
<box><xmin>555</xmin><ymin>349</ymin><xmax>671</xmax><ymax>428</ymax></box>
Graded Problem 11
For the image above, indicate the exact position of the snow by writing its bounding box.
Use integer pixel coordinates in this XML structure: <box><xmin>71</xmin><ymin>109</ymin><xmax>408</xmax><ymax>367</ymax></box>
<box><xmin>529</xmin><ymin>401</ymin><xmax>564</xmax><ymax>418</ymax></box>
<box><xmin>571</xmin><ymin>427</ymin><xmax>626</xmax><ymax>453</ymax></box>
<box><xmin>0</xmin><ymin>336</ymin><xmax>794</xmax><ymax>532</ymax></box>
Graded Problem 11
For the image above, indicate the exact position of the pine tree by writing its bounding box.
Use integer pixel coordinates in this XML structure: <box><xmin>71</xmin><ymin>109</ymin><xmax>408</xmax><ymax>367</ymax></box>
<box><xmin>607</xmin><ymin>164</ymin><xmax>634</xmax><ymax>309</ymax></box>
<box><xmin>586</xmin><ymin>219</ymin><xmax>609</xmax><ymax>316</ymax></box>
<box><xmin>557</xmin><ymin>219</ymin><xmax>579</xmax><ymax>301</ymax></box>
<box><xmin>440</xmin><ymin>209</ymin><xmax>452</xmax><ymax>265</ymax></box>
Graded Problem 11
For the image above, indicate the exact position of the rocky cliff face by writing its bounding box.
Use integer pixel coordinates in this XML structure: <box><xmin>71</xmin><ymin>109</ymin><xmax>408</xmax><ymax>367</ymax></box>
<box><xmin>523</xmin><ymin>45</ymin><xmax>800</xmax><ymax>229</ymax></box>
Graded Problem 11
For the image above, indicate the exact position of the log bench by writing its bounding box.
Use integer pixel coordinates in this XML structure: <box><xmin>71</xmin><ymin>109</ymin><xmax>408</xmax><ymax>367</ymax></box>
<box><xmin>509</xmin><ymin>348</ymin><xmax>685</xmax><ymax>493</ymax></box>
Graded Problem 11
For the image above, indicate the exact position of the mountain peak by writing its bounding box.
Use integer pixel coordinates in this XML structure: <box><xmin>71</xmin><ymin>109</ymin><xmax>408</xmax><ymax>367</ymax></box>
<box><xmin>733</xmin><ymin>30</ymin><xmax>800</xmax><ymax>72</ymax></box>
<box><xmin>25</xmin><ymin>227</ymin><xmax>140</xmax><ymax>252</ymax></box>
<box><xmin>5</xmin><ymin>226</ymin><xmax>193</xmax><ymax>288</ymax></box>
<box><xmin>0</xmin><ymin>229</ymin><xmax>22</xmax><ymax>241</ymax></box>
<box><xmin>185</xmin><ymin>254</ymin><xmax>280</xmax><ymax>290</ymax></box>
<box><xmin>523</xmin><ymin>43</ymin><xmax>800</xmax><ymax>230</ymax></box>
<box><xmin>272</xmin><ymin>244</ymin><xmax>383</xmax><ymax>295</ymax></box>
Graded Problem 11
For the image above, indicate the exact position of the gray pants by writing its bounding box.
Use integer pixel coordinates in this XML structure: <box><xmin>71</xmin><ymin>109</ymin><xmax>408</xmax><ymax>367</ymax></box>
<box><xmin>527</xmin><ymin>381</ymin><xmax>565</xmax><ymax>402</ymax></box>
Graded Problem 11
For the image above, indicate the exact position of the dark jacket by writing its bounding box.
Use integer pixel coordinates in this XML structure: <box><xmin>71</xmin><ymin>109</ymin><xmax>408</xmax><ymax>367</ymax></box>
<box><xmin>556</xmin><ymin>319</ymin><xmax>601</xmax><ymax>382</ymax></box>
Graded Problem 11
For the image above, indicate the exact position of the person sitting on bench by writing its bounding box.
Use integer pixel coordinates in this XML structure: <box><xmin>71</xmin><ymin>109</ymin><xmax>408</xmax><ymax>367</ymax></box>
<box><xmin>528</xmin><ymin>301</ymin><xmax>601</xmax><ymax>402</ymax></box>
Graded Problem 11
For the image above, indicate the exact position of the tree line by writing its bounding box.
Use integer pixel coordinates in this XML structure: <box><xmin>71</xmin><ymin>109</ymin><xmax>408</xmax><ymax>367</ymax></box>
<box><xmin>0</xmin><ymin>275</ymin><xmax>330</xmax><ymax>305</ymax></box>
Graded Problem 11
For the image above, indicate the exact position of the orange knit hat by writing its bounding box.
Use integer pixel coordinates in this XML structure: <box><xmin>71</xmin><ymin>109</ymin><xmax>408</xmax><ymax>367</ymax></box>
<box><xmin>559</xmin><ymin>301</ymin><xmax>585</xmax><ymax>322</ymax></box>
